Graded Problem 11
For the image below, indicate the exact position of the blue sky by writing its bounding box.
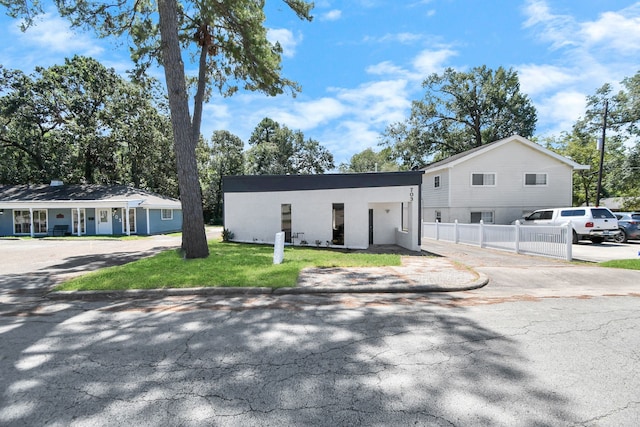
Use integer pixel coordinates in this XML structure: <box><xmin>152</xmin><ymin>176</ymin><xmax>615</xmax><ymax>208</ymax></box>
<box><xmin>1</xmin><ymin>0</ymin><xmax>639</xmax><ymax>166</ymax></box>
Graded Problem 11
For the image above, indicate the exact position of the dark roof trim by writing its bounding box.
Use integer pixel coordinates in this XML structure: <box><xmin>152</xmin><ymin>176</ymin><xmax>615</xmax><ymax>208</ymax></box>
<box><xmin>223</xmin><ymin>171</ymin><xmax>424</xmax><ymax>193</ymax></box>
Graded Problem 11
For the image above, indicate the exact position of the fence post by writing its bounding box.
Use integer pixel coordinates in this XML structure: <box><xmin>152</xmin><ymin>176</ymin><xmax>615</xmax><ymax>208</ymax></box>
<box><xmin>454</xmin><ymin>219</ymin><xmax>459</xmax><ymax>244</ymax></box>
<box><xmin>479</xmin><ymin>220</ymin><xmax>485</xmax><ymax>248</ymax></box>
<box><xmin>435</xmin><ymin>220</ymin><xmax>440</xmax><ymax>241</ymax></box>
<box><xmin>565</xmin><ymin>221</ymin><xmax>572</xmax><ymax>261</ymax></box>
<box><xmin>515</xmin><ymin>220</ymin><xmax>521</xmax><ymax>254</ymax></box>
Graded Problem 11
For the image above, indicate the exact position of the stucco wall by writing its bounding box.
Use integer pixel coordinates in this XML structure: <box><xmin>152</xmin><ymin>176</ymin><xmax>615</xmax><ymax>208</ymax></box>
<box><xmin>224</xmin><ymin>185</ymin><xmax>420</xmax><ymax>250</ymax></box>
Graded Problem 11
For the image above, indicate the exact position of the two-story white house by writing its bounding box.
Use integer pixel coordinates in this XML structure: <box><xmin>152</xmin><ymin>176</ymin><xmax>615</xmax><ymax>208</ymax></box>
<box><xmin>421</xmin><ymin>135</ymin><xmax>590</xmax><ymax>225</ymax></box>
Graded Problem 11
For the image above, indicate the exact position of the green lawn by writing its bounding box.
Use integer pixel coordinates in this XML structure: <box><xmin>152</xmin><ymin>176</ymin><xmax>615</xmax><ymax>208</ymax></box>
<box><xmin>54</xmin><ymin>240</ymin><xmax>401</xmax><ymax>291</ymax></box>
<box><xmin>599</xmin><ymin>259</ymin><xmax>640</xmax><ymax>270</ymax></box>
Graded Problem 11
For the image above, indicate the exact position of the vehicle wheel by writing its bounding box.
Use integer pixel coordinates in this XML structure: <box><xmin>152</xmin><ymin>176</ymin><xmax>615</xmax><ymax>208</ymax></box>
<box><xmin>613</xmin><ymin>229</ymin><xmax>627</xmax><ymax>243</ymax></box>
<box><xmin>572</xmin><ymin>230</ymin><xmax>579</xmax><ymax>244</ymax></box>
<box><xmin>591</xmin><ymin>236</ymin><xmax>604</xmax><ymax>244</ymax></box>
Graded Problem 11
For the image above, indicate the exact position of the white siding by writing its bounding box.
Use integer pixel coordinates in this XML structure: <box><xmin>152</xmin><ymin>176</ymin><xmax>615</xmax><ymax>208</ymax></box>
<box><xmin>421</xmin><ymin>138</ymin><xmax>580</xmax><ymax>225</ymax></box>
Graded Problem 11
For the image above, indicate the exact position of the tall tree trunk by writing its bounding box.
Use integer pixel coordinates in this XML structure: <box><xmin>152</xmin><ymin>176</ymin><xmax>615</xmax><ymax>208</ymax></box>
<box><xmin>157</xmin><ymin>0</ymin><xmax>209</xmax><ymax>258</ymax></box>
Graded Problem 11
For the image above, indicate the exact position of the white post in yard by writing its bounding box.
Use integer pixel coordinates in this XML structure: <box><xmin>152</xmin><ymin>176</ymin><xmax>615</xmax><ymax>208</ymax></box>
<box><xmin>515</xmin><ymin>220</ymin><xmax>521</xmax><ymax>254</ymax></box>
<box><xmin>273</xmin><ymin>232</ymin><xmax>285</xmax><ymax>265</ymax></box>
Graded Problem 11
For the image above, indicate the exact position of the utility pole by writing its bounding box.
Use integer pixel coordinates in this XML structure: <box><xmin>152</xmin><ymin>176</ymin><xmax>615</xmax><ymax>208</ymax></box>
<box><xmin>595</xmin><ymin>100</ymin><xmax>608</xmax><ymax>207</ymax></box>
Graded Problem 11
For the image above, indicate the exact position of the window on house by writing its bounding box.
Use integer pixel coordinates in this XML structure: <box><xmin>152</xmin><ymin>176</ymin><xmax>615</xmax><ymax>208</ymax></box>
<box><xmin>13</xmin><ymin>210</ymin><xmax>47</xmax><ymax>234</ymax></box>
<box><xmin>123</xmin><ymin>208</ymin><xmax>136</xmax><ymax>234</ymax></box>
<box><xmin>435</xmin><ymin>211</ymin><xmax>442</xmax><ymax>223</ymax></box>
<box><xmin>471</xmin><ymin>173</ymin><xmax>496</xmax><ymax>186</ymax></box>
<box><xmin>470</xmin><ymin>211</ymin><xmax>494</xmax><ymax>223</ymax></box>
<box><xmin>525</xmin><ymin>173</ymin><xmax>547</xmax><ymax>186</ymax></box>
<box><xmin>281</xmin><ymin>204</ymin><xmax>292</xmax><ymax>244</ymax></box>
<box><xmin>401</xmin><ymin>203</ymin><xmax>409</xmax><ymax>231</ymax></box>
<box><xmin>332</xmin><ymin>203</ymin><xmax>344</xmax><ymax>245</ymax></box>
<box><xmin>72</xmin><ymin>209</ymin><xmax>86</xmax><ymax>234</ymax></box>
<box><xmin>434</xmin><ymin>175</ymin><xmax>441</xmax><ymax>188</ymax></box>
<box><xmin>161</xmin><ymin>209</ymin><xmax>173</xmax><ymax>220</ymax></box>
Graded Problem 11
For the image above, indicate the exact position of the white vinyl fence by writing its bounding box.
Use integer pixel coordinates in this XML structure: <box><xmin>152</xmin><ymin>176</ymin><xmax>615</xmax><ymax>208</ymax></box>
<box><xmin>422</xmin><ymin>220</ymin><xmax>573</xmax><ymax>261</ymax></box>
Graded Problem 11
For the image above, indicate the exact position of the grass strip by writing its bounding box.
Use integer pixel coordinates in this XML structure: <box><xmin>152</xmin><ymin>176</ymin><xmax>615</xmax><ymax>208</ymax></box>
<box><xmin>55</xmin><ymin>240</ymin><xmax>401</xmax><ymax>291</ymax></box>
<box><xmin>599</xmin><ymin>259</ymin><xmax>640</xmax><ymax>270</ymax></box>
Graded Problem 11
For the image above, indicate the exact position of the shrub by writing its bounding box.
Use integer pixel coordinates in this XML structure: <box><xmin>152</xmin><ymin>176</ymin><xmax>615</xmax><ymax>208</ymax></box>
<box><xmin>222</xmin><ymin>228</ymin><xmax>235</xmax><ymax>242</ymax></box>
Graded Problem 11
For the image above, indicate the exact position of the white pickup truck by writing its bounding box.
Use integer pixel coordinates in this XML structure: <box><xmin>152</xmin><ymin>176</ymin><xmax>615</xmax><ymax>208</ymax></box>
<box><xmin>520</xmin><ymin>207</ymin><xmax>620</xmax><ymax>244</ymax></box>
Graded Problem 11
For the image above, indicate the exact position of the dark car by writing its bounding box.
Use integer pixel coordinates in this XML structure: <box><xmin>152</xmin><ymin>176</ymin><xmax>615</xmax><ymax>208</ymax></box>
<box><xmin>612</xmin><ymin>212</ymin><xmax>640</xmax><ymax>243</ymax></box>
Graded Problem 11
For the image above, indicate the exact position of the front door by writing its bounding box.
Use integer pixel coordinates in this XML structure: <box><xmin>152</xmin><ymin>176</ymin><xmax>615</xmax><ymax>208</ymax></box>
<box><xmin>96</xmin><ymin>208</ymin><xmax>112</xmax><ymax>235</ymax></box>
<box><xmin>368</xmin><ymin>209</ymin><xmax>374</xmax><ymax>245</ymax></box>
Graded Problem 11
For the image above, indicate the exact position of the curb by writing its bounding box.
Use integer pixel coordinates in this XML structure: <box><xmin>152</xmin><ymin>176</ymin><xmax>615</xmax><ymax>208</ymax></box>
<box><xmin>46</xmin><ymin>273</ymin><xmax>489</xmax><ymax>301</ymax></box>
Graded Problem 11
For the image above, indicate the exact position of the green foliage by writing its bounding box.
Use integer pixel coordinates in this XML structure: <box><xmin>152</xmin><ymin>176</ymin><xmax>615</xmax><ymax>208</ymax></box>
<box><xmin>54</xmin><ymin>239</ymin><xmax>401</xmax><ymax>290</ymax></box>
<box><xmin>382</xmin><ymin>65</ymin><xmax>537</xmax><ymax>168</ymax></box>
<box><xmin>201</xmin><ymin>130</ymin><xmax>245</xmax><ymax>223</ymax></box>
<box><xmin>221</xmin><ymin>228</ymin><xmax>235</xmax><ymax>242</ymax></box>
<box><xmin>0</xmin><ymin>0</ymin><xmax>313</xmax><ymax>259</ymax></box>
<box><xmin>245</xmin><ymin>117</ymin><xmax>334</xmax><ymax>175</ymax></box>
<box><xmin>338</xmin><ymin>147</ymin><xmax>401</xmax><ymax>173</ymax></box>
<box><xmin>0</xmin><ymin>57</ymin><xmax>177</xmax><ymax>194</ymax></box>
<box><xmin>553</xmin><ymin>71</ymin><xmax>640</xmax><ymax>205</ymax></box>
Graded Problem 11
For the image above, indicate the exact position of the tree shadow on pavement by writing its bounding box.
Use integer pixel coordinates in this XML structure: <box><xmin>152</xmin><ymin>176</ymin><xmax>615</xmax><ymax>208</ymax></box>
<box><xmin>0</xmin><ymin>295</ymin><xmax>577</xmax><ymax>426</ymax></box>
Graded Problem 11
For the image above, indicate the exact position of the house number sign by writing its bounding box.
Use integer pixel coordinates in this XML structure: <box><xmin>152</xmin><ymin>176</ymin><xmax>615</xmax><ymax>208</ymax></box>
<box><xmin>409</xmin><ymin>187</ymin><xmax>414</xmax><ymax>202</ymax></box>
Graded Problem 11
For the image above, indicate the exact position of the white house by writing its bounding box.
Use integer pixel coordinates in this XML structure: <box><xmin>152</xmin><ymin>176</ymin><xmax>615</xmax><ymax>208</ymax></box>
<box><xmin>223</xmin><ymin>171</ymin><xmax>424</xmax><ymax>252</ymax></box>
<box><xmin>421</xmin><ymin>135</ymin><xmax>590</xmax><ymax>225</ymax></box>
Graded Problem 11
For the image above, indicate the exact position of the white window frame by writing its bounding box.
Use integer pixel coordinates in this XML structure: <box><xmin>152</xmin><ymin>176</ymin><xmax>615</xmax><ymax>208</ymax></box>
<box><xmin>161</xmin><ymin>209</ymin><xmax>173</xmax><ymax>220</ymax></box>
<box><xmin>435</xmin><ymin>210</ymin><xmax>442</xmax><ymax>223</ymax></box>
<box><xmin>524</xmin><ymin>173</ymin><xmax>548</xmax><ymax>186</ymax></box>
<box><xmin>121</xmin><ymin>208</ymin><xmax>137</xmax><ymax>234</ymax></box>
<box><xmin>72</xmin><ymin>208</ymin><xmax>86</xmax><ymax>235</ymax></box>
<box><xmin>470</xmin><ymin>211</ymin><xmax>494</xmax><ymax>224</ymax></box>
<box><xmin>471</xmin><ymin>173</ymin><xmax>496</xmax><ymax>187</ymax></box>
<box><xmin>401</xmin><ymin>202</ymin><xmax>409</xmax><ymax>231</ymax></box>
<box><xmin>13</xmin><ymin>209</ymin><xmax>48</xmax><ymax>234</ymax></box>
<box><xmin>434</xmin><ymin>175</ymin><xmax>441</xmax><ymax>189</ymax></box>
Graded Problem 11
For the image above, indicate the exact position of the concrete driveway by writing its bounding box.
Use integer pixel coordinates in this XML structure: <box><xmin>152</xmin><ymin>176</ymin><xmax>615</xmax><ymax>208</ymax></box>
<box><xmin>0</xmin><ymin>236</ymin><xmax>181</xmax><ymax>307</ymax></box>
<box><xmin>571</xmin><ymin>240</ymin><xmax>640</xmax><ymax>262</ymax></box>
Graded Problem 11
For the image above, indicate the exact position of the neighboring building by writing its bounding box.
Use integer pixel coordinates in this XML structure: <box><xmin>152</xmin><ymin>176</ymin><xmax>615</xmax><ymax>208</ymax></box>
<box><xmin>223</xmin><ymin>171</ymin><xmax>424</xmax><ymax>252</ymax></box>
<box><xmin>0</xmin><ymin>182</ymin><xmax>182</xmax><ymax>237</ymax></box>
<box><xmin>421</xmin><ymin>135</ymin><xmax>590</xmax><ymax>225</ymax></box>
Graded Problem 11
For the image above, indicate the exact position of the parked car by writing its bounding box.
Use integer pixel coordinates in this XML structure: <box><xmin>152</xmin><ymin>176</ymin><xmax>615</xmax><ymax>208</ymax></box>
<box><xmin>519</xmin><ymin>207</ymin><xmax>619</xmax><ymax>244</ymax></box>
<box><xmin>612</xmin><ymin>212</ymin><xmax>640</xmax><ymax>243</ymax></box>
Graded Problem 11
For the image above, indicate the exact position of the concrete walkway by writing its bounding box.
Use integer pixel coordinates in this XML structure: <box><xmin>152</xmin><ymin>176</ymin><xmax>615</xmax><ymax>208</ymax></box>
<box><xmin>3</xmin><ymin>235</ymin><xmax>639</xmax><ymax>303</ymax></box>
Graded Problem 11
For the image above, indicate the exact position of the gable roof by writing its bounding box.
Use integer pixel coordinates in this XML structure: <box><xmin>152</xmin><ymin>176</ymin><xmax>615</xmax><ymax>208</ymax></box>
<box><xmin>420</xmin><ymin>135</ymin><xmax>590</xmax><ymax>173</ymax></box>
<box><xmin>0</xmin><ymin>184</ymin><xmax>181</xmax><ymax>210</ymax></box>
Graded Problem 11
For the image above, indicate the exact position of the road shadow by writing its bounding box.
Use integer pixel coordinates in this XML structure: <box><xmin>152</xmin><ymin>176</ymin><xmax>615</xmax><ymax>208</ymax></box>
<box><xmin>0</xmin><ymin>296</ymin><xmax>577</xmax><ymax>425</ymax></box>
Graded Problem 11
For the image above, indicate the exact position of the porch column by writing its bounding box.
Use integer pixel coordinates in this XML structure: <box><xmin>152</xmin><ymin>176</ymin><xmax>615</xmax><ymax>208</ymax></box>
<box><xmin>76</xmin><ymin>208</ymin><xmax>81</xmax><ymax>236</ymax></box>
<box><xmin>146</xmin><ymin>208</ymin><xmax>150</xmax><ymax>235</ymax></box>
<box><xmin>125</xmin><ymin>206</ymin><xmax>131</xmax><ymax>236</ymax></box>
<box><xmin>29</xmin><ymin>207</ymin><xmax>34</xmax><ymax>238</ymax></box>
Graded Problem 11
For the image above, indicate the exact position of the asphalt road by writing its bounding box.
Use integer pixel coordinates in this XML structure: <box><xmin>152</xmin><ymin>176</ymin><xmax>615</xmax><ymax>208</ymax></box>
<box><xmin>1</xmin><ymin>237</ymin><xmax>640</xmax><ymax>426</ymax></box>
<box><xmin>1</xmin><ymin>294</ymin><xmax>639</xmax><ymax>426</ymax></box>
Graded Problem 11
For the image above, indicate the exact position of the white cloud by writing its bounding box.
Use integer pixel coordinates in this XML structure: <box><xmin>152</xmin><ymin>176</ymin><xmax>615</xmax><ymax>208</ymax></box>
<box><xmin>15</xmin><ymin>13</ymin><xmax>104</xmax><ymax>57</ymax></box>
<box><xmin>267</xmin><ymin>28</ymin><xmax>301</xmax><ymax>58</ymax></box>
<box><xmin>517</xmin><ymin>64</ymin><xmax>575</xmax><ymax>96</ymax></box>
<box><xmin>522</xmin><ymin>0</ymin><xmax>579</xmax><ymax>49</ymax></box>
<box><xmin>268</xmin><ymin>97</ymin><xmax>347</xmax><ymax>131</ymax></box>
<box><xmin>521</xmin><ymin>1</ymin><xmax>640</xmax><ymax>136</ymax></box>
<box><xmin>535</xmin><ymin>90</ymin><xmax>587</xmax><ymax>136</ymax></box>
<box><xmin>366</xmin><ymin>61</ymin><xmax>408</xmax><ymax>77</ymax></box>
<box><xmin>412</xmin><ymin>48</ymin><xmax>457</xmax><ymax>76</ymax></box>
<box><xmin>8</xmin><ymin>13</ymin><xmax>104</xmax><ymax>59</ymax></box>
<box><xmin>321</xmin><ymin>9</ymin><xmax>342</xmax><ymax>21</ymax></box>
<box><xmin>580</xmin><ymin>8</ymin><xmax>640</xmax><ymax>54</ymax></box>
<box><xmin>364</xmin><ymin>32</ymin><xmax>423</xmax><ymax>44</ymax></box>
